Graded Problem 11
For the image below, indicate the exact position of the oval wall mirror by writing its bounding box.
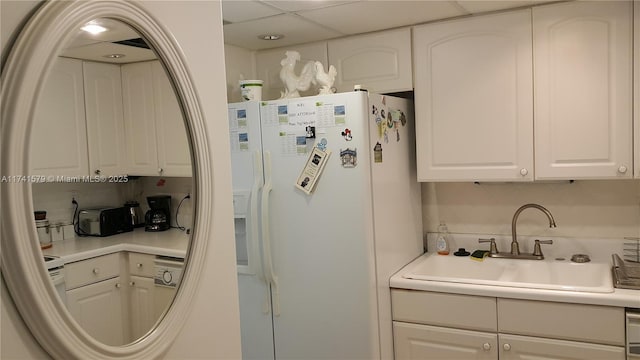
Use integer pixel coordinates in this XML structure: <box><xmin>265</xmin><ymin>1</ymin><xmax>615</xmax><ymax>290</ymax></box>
<box><xmin>2</xmin><ymin>1</ymin><xmax>215</xmax><ymax>358</ymax></box>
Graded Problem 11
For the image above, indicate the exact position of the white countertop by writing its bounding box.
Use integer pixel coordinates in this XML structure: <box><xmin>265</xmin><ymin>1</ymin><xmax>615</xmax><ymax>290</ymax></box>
<box><xmin>391</xmin><ymin>253</ymin><xmax>640</xmax><ymax>308</ymax></box>
<box><xmin>42</xmin><ymin>228</ymin><xmax>190</xmax><ymax>267</ymax></box>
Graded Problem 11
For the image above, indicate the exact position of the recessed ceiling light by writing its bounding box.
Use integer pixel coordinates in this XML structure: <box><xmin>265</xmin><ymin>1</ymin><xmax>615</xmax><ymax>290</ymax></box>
<box><xmin>81</xmin><ymin>24</ymin><xmax>107</xmax><ymax>35</ymax></box>
<box><xmin>258</xmin><ymin>34</ymin><xmax>284</xmax><ymax>41</ymax></box>
<box><xmin>103</xmin><ymin>54</ymin><xmax>126</xmax><ymax>59</ymax></box>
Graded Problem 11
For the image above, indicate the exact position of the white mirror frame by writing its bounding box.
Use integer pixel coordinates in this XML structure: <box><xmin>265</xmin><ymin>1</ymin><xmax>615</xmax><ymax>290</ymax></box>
<box><xmin>1</xmin><ymin>1</ymin><xmax>214</xmax><ymax>358</ymax></box>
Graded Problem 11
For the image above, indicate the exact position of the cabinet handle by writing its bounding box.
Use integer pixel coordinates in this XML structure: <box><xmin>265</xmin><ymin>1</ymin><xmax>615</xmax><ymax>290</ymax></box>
<box><xmin>136</xmin><ymin>263</ymin><xmax>143</xmax><ymax>268</ymax></box>
<box><xmin>95</xmin><ymin>169</ymin><xmax>101</xmax><ymax>175</ymax></box>
<box><xmin>482</xmin><ymin>343</ymin><xmax>491</xmax><ymax>351</ymax></box>
<box><xmin>92</xmin><ymin>268</ymin><xmax>99</xmax><ymax>275</ymax></box>
<box><xmin>503</xmin><ymin>343</ymin><xmax>511</xmax><ymax>351</ymax></box>
<box><xmin>618</xmin><ymin>165</ymin><xmax>628</xmax><ymax>174</ymax></box>
<box><xmin>519</xmin><ymin>168</ymin><xmax>528</xmax><ymax>176</ymax></box>
<box><xmin>115</xmin><ymin>283</ymin><xmax>121</xmax><ymax>288</ymax></box>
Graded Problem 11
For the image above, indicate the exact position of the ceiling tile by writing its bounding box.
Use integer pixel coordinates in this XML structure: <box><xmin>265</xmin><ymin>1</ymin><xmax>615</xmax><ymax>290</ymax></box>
<box><xmin>297</xmin><ymin>0</ymin><xmax>467</xmax><ymax>34</ymax></box>
<box><xmin>60</xmin><ymin>43</ymin><xmax>157</xmax><ymax>64</ymax></box>
<box><xmin>262</xmin><ymin>0</ymin><xmax>360</xmax><ymax>12</ymax></box>
<box><xmin>223</xmin><ymin>13</ymin><xmax>343</xmax><ymax>50</ymax></box>
<box><xmin>455</xmin><ymin>1</ymin><xmax>534</xmax><ymax>13</ymax></box>
<box><xmin>455</xmin><ymin>0</ymin><xmax>560</xmax><ymax>14</ymax></box>
<box><xmin>222</xmin><ymin>0</ymin><xmax>284</xmax><ymax>23</ymax></box>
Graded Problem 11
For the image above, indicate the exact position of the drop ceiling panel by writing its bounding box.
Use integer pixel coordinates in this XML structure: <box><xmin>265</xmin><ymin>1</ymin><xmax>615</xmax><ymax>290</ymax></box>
<box><xmin>222</xmin><ymin>0</ymin><xmax>283</xmax><ymax>23</ymax></box>
<box><xmin>223</xmin><ymin>13</ymin><xmax>343</xmax><ymax>50</ymax></box>
<box><xmin>297</xmin><ymin>1</ymin><xmax>468</xmax><ymax>34</ymax></box>
<box><xmin>262</xmin><ymin>0</ymin><xmax>359</xmax><ymax>12</ymax></box>
<box><xmin>456</xmin><ymin>0</ymin><xmax>550</xmax><ymax>13</ymax></box>
<box><xmin>61</xmin><ymin>43</ymin><xmax>157</xmax><ymax>64</ymax></box>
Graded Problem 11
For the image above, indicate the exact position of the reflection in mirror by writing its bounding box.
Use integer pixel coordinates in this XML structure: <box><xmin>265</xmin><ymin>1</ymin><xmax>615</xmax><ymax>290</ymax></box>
<box><xmin>28</xmin><ymin>18</ymin><xmax>193</xmax><ymax>346</ymax></box>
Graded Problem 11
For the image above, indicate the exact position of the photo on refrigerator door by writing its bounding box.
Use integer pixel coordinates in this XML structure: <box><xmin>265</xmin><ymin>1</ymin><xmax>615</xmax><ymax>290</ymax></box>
<box><xmin>295</xmin><ymin>146</ymin><xmax>331</xmax><ymax>195</ymax></box>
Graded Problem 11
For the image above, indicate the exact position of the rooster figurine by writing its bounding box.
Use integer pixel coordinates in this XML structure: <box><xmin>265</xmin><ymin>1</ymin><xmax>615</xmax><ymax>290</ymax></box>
<box><xmin>314</xmin><ymin>61</ymin><xmax>337</xmax><ymax>95</ymax></box>
<box><xmin>279</xmin><ymin>51</ymin><xmax>316</xmax><ymax>99</ymax></box>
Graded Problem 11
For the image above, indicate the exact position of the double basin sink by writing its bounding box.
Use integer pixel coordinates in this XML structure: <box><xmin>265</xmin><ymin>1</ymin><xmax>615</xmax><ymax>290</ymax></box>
<box><xmin>402</xmin><ymin>253</ymin><xmax>613</xmax><ymax>293</ymax></box>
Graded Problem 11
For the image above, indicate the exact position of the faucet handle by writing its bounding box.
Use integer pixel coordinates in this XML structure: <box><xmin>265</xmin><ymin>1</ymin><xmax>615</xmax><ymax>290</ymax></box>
<box><xmin>479</xmin><ymin>238</ymin><xmax>498</xmax><ymax>255</ymax></box>
<box><xmin>532</xmin><ymin>239</ymin><xmax>553</xmax><ymax>257</ymax></box>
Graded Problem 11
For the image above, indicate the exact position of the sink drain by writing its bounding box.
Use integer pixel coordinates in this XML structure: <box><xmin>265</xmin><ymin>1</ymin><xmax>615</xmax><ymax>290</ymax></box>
<box><xmin>570</xmin><ymin>254</ymin><xmax>591</xmax><ymax>263</ymax></box>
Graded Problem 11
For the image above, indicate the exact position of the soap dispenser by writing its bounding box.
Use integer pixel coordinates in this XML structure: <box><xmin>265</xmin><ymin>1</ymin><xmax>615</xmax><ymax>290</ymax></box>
<box><xmin>436</xmin><ymin>223</ymin><xmax>451</xmax><ymax>255</ymax></box>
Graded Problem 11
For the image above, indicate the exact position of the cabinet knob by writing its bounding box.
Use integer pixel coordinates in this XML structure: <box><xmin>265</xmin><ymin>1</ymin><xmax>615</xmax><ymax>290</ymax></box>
<box><xmin>115</xmin><ymin>283</ymin><xmax>121</xmax><ymax>288</ymax></box>
<box><xmin>92</xmin><ymin>268</ymin><xmax>99</xmax><ymax>275</ymax></box>
<box><xmin>503</xmin><ymin>343</ymin><xmax>511</xmax><ymax>351</ymax></box>
<box><xmin>618</xmin><ymin>165</ymin><xmax>628</xmax><ymax>174</ymax></box>
<box><xmin>136</xmin><ymin>263</ymin><xmax>143</xmax><ymax>268</ymax></box>
<box><xmin>519</xmin><ymin>168</ymin><xmax>528</xmax><ymax>176</ymax></box>
<box><xmin>158</xmin><ymin>168</ymin><xmax>164</xmax><ymax>174</ymax></box>
<box><xmin>482</xmin><ymin>343</ymin><xmax>491</xmax><ymax>351</ymax></box>
<box><xmin>94</xmin><ymin>169</ymin><xmax>101</xmax><ymax>175</ymax></box>
<box><xmin>129</xmin><ymin>281</ymin><xmax>135</xmax><ymax>286</ymax></box>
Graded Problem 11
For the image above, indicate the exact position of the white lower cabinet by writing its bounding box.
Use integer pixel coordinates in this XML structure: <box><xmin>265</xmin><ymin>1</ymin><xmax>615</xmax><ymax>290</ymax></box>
<box><xmin>391</xmin><ymin>290</ymin><xmax>625</xmax><ymax>360</ymax></box>
<box><xmin>127</xmin><ymin>252</ymin><xmax>157</xmax><ymax>340</ymax></box>
<box><xmin>129</xmin><ymin>275</ymin><xmax>156</xmax><ymax>339</ymax></box>
<box><xmin>498</xmin><ymin>334</ymin><xmax>624</xmax><ymax>360</ymax></box>
<box><xmin>66</xmin><ymin>276</ymin><xmax>126</xmax><ymax>346</ymax></box>
<box><xmin>394</xmin><ymin>322</ymin><xmax>497</xmax><ymax>359</ymax></box>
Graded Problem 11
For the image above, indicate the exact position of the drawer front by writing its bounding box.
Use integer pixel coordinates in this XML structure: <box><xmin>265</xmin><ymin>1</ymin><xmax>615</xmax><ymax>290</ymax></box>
<box><xmin>498</xmin><ymin>298</ymin><xmax>625</xmax><ymax>346</ymax></box>
<box><xmin>391</xmin><ymin>289</ymin><xmax>497</xmax><ymax>332</ymax></box>
<box><xmin>65</xmin><ymin>253</ymin><xmax>120</xmax><ymax>290</ymax></box>
<box><xmin>393</xmin><ymin>321</ymin><xmax>497</xmax><ymax>360</ymax></box>
<box><xmin>128</xmin><ymin>252</ymin><xmax>155</xmax><ymax>277</ymax></box>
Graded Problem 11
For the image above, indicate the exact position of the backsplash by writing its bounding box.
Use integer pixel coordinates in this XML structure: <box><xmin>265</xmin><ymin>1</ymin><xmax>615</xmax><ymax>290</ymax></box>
<box><xmin>422</xmin><ymin>180</ymin><xmax>640</xmax><ymax>240</ymax></box>
<box><xmin>31</xmin><ymin>176</ymin><xmax>193</xmax><ymax>232</ymax></box>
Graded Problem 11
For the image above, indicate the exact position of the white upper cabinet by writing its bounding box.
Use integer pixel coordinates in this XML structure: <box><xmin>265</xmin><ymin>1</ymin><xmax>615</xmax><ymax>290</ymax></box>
<box><xmin>533</xmin><ymin>1</ymin><xmax>633</xmax><ymax>180</ymax></box>
<box><xmin>413</xmin><ymin>10</ymin><xmax>534</xmax><ymax>182</ymax></box>
<box><xmin>635</xmin><ymin>1</ymin><xmax>639</xmax><ymax>179</ymax></box>
<box><xmin>151</xmin><ymin>61</ymin><xmax>191</xmax><ymax>177</ymax></box>
<box><xmin>30</xmin><ymin>57</ymin><xmax>89</xmax><ymax>177</ymax></box>
<box><xmin>83</xmin><ymin>62</ymin><xmax>127</xmax><ymax>177</ymax></box>
<box><xmin>328</xmin><ymin>28</ymin><xmax>412</xmax><ymax>93</ymax></box>
<box><xmin>122</xmin><ymin>61</ymin><xmax>159</xmax><ymax>176</ymax></box>
<box><xmin>121</xmin><ymin>60</ymin><xmax>191</xmax><ymax>177</ymax></box>
<box><xmin>255</xmin><ymin>42</ymin><xmax>328</xmax><ymax>101</ymax></box>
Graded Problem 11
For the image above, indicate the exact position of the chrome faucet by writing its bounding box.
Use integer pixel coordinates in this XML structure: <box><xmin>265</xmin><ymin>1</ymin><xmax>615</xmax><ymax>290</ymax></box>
<box><xmin>511</xmin><ymin>203</ymin><xmax>556</xmax><ymax>255</ymax></box>
<box><xmin>479</xmin><ymin>203</ymin><xmax>557</xmax><ymax>260</ymax></box>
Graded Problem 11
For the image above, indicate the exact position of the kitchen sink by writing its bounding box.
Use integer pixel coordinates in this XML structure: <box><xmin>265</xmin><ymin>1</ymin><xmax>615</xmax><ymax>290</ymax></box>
<box><xmin>403</xmin><ymin>253</ymin><xmax>614</xmax><ymax>293</ymax></box>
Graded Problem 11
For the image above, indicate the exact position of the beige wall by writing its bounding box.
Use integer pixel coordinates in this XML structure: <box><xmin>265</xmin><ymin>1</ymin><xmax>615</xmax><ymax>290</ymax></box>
<box><xmin>1</xmin><ymin>1</ymin><xmax>242</xmax><ymax>359</ymax></box>
<box><xmin>422</xmin><ymin>180</ymin><xmax>640</xmax><ymax>239</ymax></box>
<box><xmin>224</xmin><ymin>44</ymin><xmax>256</xmax><ymax>103</ymax></box>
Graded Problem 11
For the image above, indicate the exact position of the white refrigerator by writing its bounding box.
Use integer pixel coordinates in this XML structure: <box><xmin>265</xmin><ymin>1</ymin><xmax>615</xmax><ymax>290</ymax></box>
<box><xmin>228</xmin><ymin>91</ymin><xmax>423</xmax><ymax>360</ymax></box>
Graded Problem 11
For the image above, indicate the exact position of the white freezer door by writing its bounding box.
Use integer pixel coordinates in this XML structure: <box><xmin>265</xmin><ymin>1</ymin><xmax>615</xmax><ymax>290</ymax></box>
<box><xmin>259</xmin><ymin>92</ymin><xmax>380</xmax><ymax>359</ymax></box>
<box><xmin>229</xmin><ymin>102</ymin><xmax>275</xmax><ymax>360</ymax></box>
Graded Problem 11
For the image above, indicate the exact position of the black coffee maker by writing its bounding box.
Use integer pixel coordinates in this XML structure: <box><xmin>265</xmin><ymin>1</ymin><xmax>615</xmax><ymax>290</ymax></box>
<box><xmin>145</xmin><ymin>195</ymin><xmax>171</xmax><ymax>232</ymax></box>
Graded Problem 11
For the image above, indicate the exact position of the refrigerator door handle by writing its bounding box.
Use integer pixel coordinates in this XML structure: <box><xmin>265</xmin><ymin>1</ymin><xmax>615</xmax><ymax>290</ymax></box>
<box><xmin>250</xmin><ymin>151</ymin><xmax>271</xmax><ymax>314</ymax></box>
<box><xmin>261</xmin><ymin>151</ymin><xmax>281</xmax><ymax>316</ymax></box>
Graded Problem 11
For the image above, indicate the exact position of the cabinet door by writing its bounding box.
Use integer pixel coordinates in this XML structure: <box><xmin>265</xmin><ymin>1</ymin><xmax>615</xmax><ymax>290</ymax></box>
<box><xmin>328</xmin><ymin>28</ymin><xmax>412</xmax><ymax>93</ymax></box>
<box><xmin>393</xmin><ymin>322</ymin><xmax>497</xmax><ymax>359</ymax></box>
<box><xmin>635</xmin><ymin>1</ymin><xmax>639</xmax><ymax>179</ymax></box>
<box><xmin>499</xmin><ymin>334</ymin><xmax>625</xmax><ymax>360</ymax></box>
<box><xmin>152</xmin><ymin>61</ymin><xmax>192</xmax><ymax>177</ymax></box>
<box><xmin>83</xmin><ymin>62</ymin><xmax>127</xmax><ymax>177</ymax></box>
<box><xmin>129</xmin><ymin>275</ymin><xmax>156</xmax><ymax>340</ymax></box>
<box><xmin>29</xmin><ymin>57</ymin><xmax>89</xmax><ymax>177</ymax></box>
<box><xmin>121</xmin><ymin>61</ymin><xmax>159</xmax><ymax>175</ymax></box>
<box><xmin>255</xmin><ymin>42</ymin><xmax>328</xmax><ymax>101</ymax></box>
<box><xmin>66</xmin><ymin>277</ymin><xmax>126</xmax><ymax>346</ymax></box>
<box><xmin>413</xmin><ymin>10</ymin><xmax>534</xmax><ymax>181</ymax></box>
<box><xmin>533</xmin><ymin>1</ymin><xmax>633</xmax><ymax>180</ymax></box>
